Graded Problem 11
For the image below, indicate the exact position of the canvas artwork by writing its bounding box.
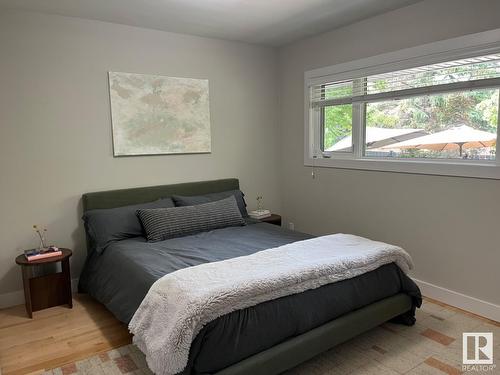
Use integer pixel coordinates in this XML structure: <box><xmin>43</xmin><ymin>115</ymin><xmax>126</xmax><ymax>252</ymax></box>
<box><xmin>108</xmin><ymin>72</ymin><xmax>211</xmax><ymax>156</ymax></box>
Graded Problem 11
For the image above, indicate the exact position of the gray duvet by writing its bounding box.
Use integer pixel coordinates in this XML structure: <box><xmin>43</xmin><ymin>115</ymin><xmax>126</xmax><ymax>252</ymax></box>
<box><xmin>79</xmin><ymin>221</ymin><xmax>421</xmax><ymax>374</ymax></box>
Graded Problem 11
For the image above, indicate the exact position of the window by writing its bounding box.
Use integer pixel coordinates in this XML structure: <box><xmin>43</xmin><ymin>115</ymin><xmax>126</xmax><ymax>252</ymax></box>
<box><xmin>322</xmin><ymin>103</ymin><xmax>352</xmax><ymax>152</ymax></box>
<box><xmin>364</xmin><ymin>89</ymin><xmax>498</xmax><ymax>160</ymax></box>
<box><xmin>306</xmin><ymin>34</ymin><xmax>500</xmax><ymax>179</ymax></box>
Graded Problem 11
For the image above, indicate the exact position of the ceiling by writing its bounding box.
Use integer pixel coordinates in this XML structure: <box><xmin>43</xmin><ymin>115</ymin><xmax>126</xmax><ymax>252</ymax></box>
<box><xmin>0</xmin><ymin>0</ymin><xmax>422</xmax><ymax>46</ymax></box>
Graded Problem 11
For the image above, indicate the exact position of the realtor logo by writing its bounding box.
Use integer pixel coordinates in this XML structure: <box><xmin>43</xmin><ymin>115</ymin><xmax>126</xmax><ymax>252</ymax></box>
<box><xmin>463</xmin><ymin>333</ymin><xmax>493</xmax><ymax>365</ymax></box>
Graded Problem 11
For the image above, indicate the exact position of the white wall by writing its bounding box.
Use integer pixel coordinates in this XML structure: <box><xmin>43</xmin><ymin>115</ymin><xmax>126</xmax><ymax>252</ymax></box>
<box><xmin>278</xmin><ymin>0</ymin><xmax>500</xmax><ymax>307</ymax></box>
<box><xmin>0</xmin><ymin>10</ymin><xmax>281</xmax><ymax>298</ymax></box>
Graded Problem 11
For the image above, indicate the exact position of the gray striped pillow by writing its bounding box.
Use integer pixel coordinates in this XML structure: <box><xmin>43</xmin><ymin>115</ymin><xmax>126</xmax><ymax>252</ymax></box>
<box><xmin>137</xmin><ymin>196</ymin><xmax>245</xmax><ymax>242</ymax></box>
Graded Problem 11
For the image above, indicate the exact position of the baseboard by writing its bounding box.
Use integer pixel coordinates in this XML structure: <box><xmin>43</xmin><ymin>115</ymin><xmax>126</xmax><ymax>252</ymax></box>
<box><xmin>413</xmin><ymin>278</ymin><xmax>500</xmax><ymax>323</ymax></box>
<box><xmin>0</xmin><ymin>278</ymin><xmax>79</xmax><ymax>310</ymax></box>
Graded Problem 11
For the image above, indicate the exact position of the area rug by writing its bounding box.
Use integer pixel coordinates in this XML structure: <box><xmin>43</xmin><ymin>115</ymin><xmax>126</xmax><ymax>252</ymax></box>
<box><xmin>41</xmin><ymin>299</ymin><xmax>499</xmax><ymax>375</ymax></box>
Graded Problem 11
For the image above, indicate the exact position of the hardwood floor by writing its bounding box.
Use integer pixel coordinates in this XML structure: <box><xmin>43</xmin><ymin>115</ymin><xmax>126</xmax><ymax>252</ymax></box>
<box><xmin>0</xmin><ymin>294</ymin><xmax>131</xmax><ymax>375</ymax></box>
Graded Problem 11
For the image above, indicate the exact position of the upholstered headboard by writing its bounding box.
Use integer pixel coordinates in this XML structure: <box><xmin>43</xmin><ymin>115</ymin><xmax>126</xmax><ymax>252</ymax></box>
<box><xmin>82</xmin><ymin>178</ymin><xmax>240</xmax><ymax>211</ymax></box>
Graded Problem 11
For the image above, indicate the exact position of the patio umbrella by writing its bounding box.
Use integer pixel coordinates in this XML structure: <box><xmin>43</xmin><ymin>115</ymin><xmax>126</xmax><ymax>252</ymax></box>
<box><xmin>326</xmin><ymin>127</ymin><xmax>427</xmax><ymax>152</ymax></box>
<box><xmin>382</xmin><ymin>124</ymin><xmax>496</xmax><ymax>156</ymax></box>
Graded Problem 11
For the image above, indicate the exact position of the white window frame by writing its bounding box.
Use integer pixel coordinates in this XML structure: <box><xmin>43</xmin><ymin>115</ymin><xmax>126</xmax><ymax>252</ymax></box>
<box><xmin>304</xmin><ymin>29</ymin><xmax>500</xmax><ymax>179</ymax></box>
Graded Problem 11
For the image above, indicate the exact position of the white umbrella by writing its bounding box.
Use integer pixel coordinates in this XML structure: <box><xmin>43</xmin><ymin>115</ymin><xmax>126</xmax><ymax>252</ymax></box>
<box><xmin>326</xmin><ymin>127</ymin><xmax>427</xmax><ymax>152</ymax></box>
<box><xmin>383</xmin><ymin>124</ymin><xmax>496</xmax><ymax>156</ymax></box>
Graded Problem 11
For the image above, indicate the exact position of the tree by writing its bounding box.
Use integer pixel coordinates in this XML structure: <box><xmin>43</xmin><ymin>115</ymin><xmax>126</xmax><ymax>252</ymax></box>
<box><xmin>323</xmin><ymin>61</ymin><xmax>499</xmax><ymax>150</ymax></box>
<box><xmin>323</xmin><ymin>104</ymin><xmax>352</xmax><ymax>148</ymax></box>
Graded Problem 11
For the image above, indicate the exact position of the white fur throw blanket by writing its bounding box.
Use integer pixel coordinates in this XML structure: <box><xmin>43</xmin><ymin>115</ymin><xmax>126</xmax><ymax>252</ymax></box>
<box><xmin>129</xmin><ymin>233</ymin><xmax>413</xmax><ymax>375</ymax></box>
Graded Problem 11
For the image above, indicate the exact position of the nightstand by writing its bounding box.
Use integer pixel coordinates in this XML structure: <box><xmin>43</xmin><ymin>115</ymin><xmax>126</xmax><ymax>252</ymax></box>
<box><xmin>259</xmin><ymin>214</ymin><xmax>282</xmax><ymax>226</ymax></box>
<box><xmin>15</xmin><ymin>248</ymin><xmax>73</xmax><ymax>318</ymax></box>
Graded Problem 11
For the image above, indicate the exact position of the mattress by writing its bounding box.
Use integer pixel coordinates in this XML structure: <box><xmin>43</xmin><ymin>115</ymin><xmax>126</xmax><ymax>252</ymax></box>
<box><xmin>78</xmin><ymin>221</ymin><xmax>421</xmax><ymax>374</ymax></box>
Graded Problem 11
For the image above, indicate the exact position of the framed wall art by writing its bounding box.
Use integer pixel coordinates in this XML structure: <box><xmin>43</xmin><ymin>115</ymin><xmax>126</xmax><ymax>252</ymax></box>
<box><xmin>108</xmin><ymin>72</ymin><xmax>211</xmax><ymax>156</ymax></box>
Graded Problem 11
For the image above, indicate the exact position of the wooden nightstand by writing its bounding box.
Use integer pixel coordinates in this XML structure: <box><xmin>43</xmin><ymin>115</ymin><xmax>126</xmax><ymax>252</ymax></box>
<box><xmin>259</xmin><ymin>214</ymin><xmax>282</xmax><ymax>226</ymax></box>
<box><xmin>15</xmin><ymin>248</ymin><xmax>73</xmax><ymax>318</ymax></box>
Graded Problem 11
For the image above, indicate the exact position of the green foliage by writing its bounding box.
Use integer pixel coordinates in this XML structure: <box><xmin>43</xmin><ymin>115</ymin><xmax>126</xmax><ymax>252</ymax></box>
<box><xmin>322</xmin><ymin>60</ymin><xmax>499</xmax><ymax>151</ymax></box>
<box><xmin>323</xmin><ymin>104</ymin><xmax>352</xmax><ymax>149</ymax></box>
<box><xmin>365</xmin><ymin>89</ymin><xmax>498</xmax><ymax>133</ymax></box>
<box><xmin>324</xmin><ymin>88</ymin><xmax>498</xmax><ymax>150</ymax></box>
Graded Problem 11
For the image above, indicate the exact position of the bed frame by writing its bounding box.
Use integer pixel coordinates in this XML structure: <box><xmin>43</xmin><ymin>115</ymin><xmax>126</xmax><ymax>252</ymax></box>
<box><xmin>82</xmin><ymin>178</ymin><xmax>413</xmax><ymax>375</ymax></box>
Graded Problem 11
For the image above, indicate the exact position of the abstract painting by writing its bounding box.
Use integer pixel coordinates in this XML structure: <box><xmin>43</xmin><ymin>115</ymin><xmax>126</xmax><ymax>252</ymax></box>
<box><xmin>108</xmin><ymin>72</ymin><xmax>211</xmax><ymax>156</ymax></box>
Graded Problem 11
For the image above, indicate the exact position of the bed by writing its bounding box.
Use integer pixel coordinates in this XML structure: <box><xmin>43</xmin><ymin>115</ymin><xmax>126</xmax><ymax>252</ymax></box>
<box><xmin>78</xmin><ymin>178</ymin><xmax>421</xmax><ymax>375</ymax></box>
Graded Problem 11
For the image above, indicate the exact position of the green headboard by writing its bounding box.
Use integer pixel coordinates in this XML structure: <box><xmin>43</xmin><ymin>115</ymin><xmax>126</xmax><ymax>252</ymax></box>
<box><xmin>82</xmin><ymin>178</ymin><xmax>240</xmax><ymax>211</ymax></box>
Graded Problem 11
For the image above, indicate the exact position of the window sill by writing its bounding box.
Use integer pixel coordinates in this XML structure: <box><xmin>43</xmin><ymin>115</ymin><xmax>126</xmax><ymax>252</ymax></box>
<box><xmin>304</xmin><ymin>156</ymin><xmax>500</xmax><ymax>180</ymax></box>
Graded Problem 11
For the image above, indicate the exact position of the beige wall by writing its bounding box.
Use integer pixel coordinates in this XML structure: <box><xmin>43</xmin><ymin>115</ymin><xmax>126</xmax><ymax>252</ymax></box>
<box><xmin>0</xmin><ymin>11</ymin><xmax>280</xmax><ymax>296</ymax></box>
<box><xmin>278</xmin><ymin>0</ymin><xmax>500</xmax><ymax>305</ymax></box>
<box><xmin>2</xmin><ymin>0</ymin><xmax>500</xmax><ymax>308</ymax></box>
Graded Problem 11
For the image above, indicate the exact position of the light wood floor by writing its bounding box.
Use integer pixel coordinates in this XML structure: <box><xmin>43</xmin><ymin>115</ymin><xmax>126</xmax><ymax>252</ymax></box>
<box><xmin>0</xmin><ymin>294</ymin><xmax>131</xmax><ymax>375</ymax></box>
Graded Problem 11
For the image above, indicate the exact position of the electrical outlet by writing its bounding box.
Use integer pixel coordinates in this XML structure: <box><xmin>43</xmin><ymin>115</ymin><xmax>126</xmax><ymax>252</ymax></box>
<box><xmin>288</xmin><ymin>222</ymin><xmax>295</xmax><ymax>230</ymax></box>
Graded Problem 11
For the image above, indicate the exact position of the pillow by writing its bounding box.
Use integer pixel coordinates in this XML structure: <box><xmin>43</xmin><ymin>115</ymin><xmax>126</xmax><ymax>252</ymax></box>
<box><xmin>137</xmin><ymin>196</ymin><xmax>245</xmax><ymax>242</ymax></box>
<box><xmin>83</xmin><ymin>198</ymin><xmax>175</xmax><ymax>253</ymax></box>
<box><xmin>172</xmin><ymin>189</ymin><xmax>248</xmax><ymax>217</ymax></box>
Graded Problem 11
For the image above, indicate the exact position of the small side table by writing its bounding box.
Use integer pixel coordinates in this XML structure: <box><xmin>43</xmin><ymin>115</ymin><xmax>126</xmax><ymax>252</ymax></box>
<box><xmin>259</xmin><ymin>214</ymin><xmax>282</xmax><ymax>226</ymax></box>
<box><xmin>15</xmin><ymin>248</ymin><xmax>73</xmax><ymax>318</ymax></box>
